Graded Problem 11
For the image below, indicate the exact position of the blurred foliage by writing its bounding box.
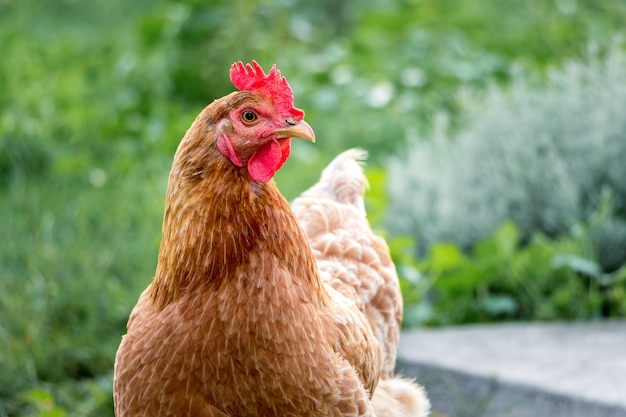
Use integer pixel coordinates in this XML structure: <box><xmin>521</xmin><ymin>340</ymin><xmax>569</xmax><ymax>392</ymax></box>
<box><xmin>370</xmin><ymin>175</ymin><xmax>626</xmax><ymax>327</ymax></box>
<box><xmin>387</xmin><ymin>42</ymin><xmax>626</xmax><ymax>252</ymax></box>
<box><xmin>1</xmin><ymin>0</ymin><xmax>625</xmax><ymax>415</ymax></box>
<box><xmin>400</xmin><ymin>220</ymin><xmax>626</xmax><ymax>327</ymax></box>
<box><xmin>385</xmin><ymin>41</ymin><xmax>626</xmax><ymax>326</ymax></box>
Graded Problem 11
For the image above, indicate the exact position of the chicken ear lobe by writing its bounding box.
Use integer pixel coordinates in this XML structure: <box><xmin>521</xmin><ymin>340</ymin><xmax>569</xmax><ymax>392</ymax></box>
<box><xmin>247</xmin><ymin>138</ymin><xmax>291</xmax><ymax>182</ymax></box>
<box><xmin>217</xmin><ymin>133</ymin><xmax>243</xmax><ymax>167</ymax></box>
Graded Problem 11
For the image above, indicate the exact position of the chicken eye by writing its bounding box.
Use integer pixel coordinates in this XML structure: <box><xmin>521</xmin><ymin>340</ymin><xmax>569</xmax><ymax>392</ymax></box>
<box><xmin>241</xmin><ymin>110</ymin><xmax>258</xmax><ymax>124</ymax></box>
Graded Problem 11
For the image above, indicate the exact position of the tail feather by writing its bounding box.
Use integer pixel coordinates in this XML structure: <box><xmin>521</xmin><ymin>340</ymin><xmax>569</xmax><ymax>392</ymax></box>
<box><xmin>371</xmin><ymin>377</ymin><xmax>431</xmax><ymax>417</ymax></box>
<box><xmin>308</xmin><ymin>148</ymin><xmax>369</xmax><ymax>215</ymax></box>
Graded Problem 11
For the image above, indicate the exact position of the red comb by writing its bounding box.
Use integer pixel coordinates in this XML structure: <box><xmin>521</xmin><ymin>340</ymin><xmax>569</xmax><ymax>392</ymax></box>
<box><xmin>230</xmin><ymin>61</ymin><xmax>304</xmax><ymax>119</ymax></box>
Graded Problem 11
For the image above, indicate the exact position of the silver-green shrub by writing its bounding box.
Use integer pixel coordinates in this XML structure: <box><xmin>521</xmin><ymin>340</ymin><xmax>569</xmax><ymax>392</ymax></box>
<box><xmin>386</xmin><ymin>43</ymin><xmax>626</xmax><ymax>252</ymax></box>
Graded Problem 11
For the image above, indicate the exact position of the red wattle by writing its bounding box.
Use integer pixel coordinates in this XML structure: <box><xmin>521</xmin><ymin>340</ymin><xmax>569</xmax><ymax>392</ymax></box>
<box><xmin>248</xmin><ymin>138</ymin><xmax>291</xmax><ymax>182</ymax></box>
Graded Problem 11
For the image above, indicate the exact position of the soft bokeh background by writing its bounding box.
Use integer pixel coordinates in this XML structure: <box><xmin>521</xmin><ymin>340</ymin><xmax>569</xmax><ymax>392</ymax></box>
<box><xmin>1</xmin><ymin>0</ymin><xmax>625</xmax><ymax>415</ymax></box>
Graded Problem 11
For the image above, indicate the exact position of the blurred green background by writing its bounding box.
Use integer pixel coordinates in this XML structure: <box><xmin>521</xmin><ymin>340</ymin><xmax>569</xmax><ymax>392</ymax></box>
<box><xmin>1</xmin><ymin>0</ymin><xmax>625</xmax><ymax>415</ymax></box>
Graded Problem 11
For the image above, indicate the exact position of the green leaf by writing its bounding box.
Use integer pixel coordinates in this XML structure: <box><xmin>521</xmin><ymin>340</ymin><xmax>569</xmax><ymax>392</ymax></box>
<box><xmin>494</xmin><ymin>221</ymin><xmax>521</xmax><ymax>256</ymax></box>
<box><xmin>21</xmin><ymin>388</ymin><xmax>67</xmax><ymax>417</ymax></box>
<box><xmin>429</xmin><ymin>243</ymin><xmax>466</xmax><ymax>272</ymax></box>
<box><xmin>475</xmin><ymin>221</ymin><xmax>520</xmax><ymax>259</ymax></box>
<box><xmin>364</xmin><ymin>166</ymin><xmax>388</xmax><ymax>227</ymax></box>
<box><xmin>479</xmin><ymin>295</ymin><xmax>517</xmax><ymax>316</ymax></box>
<box><xmin>552</xmin><ymin>254</ymin><xmax>602</xmax><ymax>278</ymax></box>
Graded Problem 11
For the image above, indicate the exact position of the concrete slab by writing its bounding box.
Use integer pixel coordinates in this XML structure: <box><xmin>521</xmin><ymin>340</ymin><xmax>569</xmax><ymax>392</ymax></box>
<box><xmin>397</xmin><ymin>322</ymin><xmax>626</xmax><ymax>417</ymax></box>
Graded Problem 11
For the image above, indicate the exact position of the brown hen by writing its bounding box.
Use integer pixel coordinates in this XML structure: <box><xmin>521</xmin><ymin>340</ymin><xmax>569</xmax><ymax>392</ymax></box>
<box><xmin>114</xmin><ymin>61</ymin><xmax>429</xmax><ymax>417</ymax></box>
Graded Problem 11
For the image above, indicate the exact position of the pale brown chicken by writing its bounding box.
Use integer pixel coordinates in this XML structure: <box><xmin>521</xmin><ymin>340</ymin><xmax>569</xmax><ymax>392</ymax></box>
<box><xmin>114</xmin><ymin>61</ymin><xmax>429</xmax><ymax>417</ymax></box>
<box><xmin>292</xmin><ymin>149</ymin><xmax>429</xmax><ymax>416</ymax></box>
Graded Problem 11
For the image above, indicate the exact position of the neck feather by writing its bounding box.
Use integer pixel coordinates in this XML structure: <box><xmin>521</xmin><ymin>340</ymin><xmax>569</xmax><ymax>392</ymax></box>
<box><xmin>148</xmin><ymin>116</ymin><xmax>322</xmax><ymax>310</ymax></box>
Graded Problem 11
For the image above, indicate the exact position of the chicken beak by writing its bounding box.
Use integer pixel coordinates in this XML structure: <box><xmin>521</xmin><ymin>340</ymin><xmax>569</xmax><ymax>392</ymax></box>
<box><xmin>272</xmin><ymin>120</ymin><xmax>316</xmax><ymax>143</ymax></box>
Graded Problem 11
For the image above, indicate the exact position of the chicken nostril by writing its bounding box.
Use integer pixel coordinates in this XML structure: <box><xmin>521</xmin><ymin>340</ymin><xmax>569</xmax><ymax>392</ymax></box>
<box><xmin>285</xmin><ymin>117</ymin><xmax>297</xmax><ymax>126</ymax></box>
